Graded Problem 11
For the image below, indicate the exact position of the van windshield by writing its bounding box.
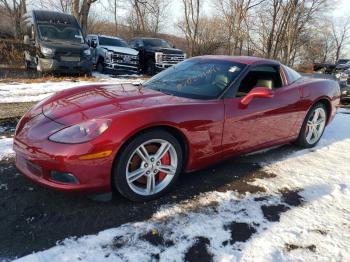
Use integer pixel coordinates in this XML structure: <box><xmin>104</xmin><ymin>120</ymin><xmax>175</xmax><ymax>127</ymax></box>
<box><xmin>38</xmin><ymin>24</ymin><xmax>84</xmax><ymax>44</ymax></box>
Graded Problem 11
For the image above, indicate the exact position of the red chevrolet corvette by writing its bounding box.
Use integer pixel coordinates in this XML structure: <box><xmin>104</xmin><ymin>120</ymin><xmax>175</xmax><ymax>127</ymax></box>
<box><xmin>14</xmin><ymin>56</ymin><xmax>340</xmax><ymax>201</ymax></box>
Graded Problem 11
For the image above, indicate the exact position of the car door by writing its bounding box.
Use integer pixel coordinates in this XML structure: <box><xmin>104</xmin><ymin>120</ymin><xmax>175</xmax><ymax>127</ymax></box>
<box><xmin>222</xmin><ymin>63</ymin><xmax>301</xmax><ymax>156</ymax></box>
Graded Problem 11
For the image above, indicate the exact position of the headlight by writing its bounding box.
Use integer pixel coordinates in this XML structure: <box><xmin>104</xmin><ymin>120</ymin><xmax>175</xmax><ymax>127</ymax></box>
<box><xmin>340</xmin><ymin>72</ymin><xmax>349</xmax><ymax>78</ymax></box>
<box><xmin>343</xmin><ymin>90</ymin><xmax>348</xmax><ymax>95</ymax></box>
<box><xmin>155</xmin><ymin>52</ymin><xmax>163</xmax><ymax>63</ymax></box>
<box><xmin>105</xmin><ymin>51</ymin><xmax>113</xmax><ymax>62</ymax></box>
<box><xmin>83</xmin><ymin>49</ymin><xmax>91</xmax><ymax>56</ymax></box>
<box><xmin>49</xmin><ymin>119</ymin><xmax>111</xmax><ymax>144</ymax></box>
<box><xmin>41</xmin><ymin>46</ymin><xmax>54</xmax><ymax>56</ymax></box>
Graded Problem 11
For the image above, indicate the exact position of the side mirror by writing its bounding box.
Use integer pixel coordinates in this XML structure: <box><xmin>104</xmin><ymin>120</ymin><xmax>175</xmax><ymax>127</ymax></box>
<box><xmin>24</xmin><ymin>35</ymin><xmax>30</xmax><ymax>45</ymax></box>
<box><xmin>91</xmin><ymin>40</ymin><xmax>97</xmax><ymax>48</ymax></box>
<box><xmin>240</xmin><ymin>87</ymin><xmax>274</xmax><ymax>106</ymax></box>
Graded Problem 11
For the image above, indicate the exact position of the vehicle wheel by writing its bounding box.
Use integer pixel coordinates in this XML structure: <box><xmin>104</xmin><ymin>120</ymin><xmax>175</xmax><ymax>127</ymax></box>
<box><xmin>296</xmin><ymin>103</ymin><xmax>327</xmax><ymax>148</ymax></box>
<box><xmin>24</xmin><ymin>59</ymin><xmax>31</xmax><ymax>70</ymax></box>
<box><xmin>113</xmin><ymin>130</ymin><xmax>183</xmax><ymax>202</ymax></box>
<box><xmin>145</xmin><ymin>59</ymin><xmax>155</xmax><ymax>75</ymax></box>
<box><xmin>96</xmin><ymin>61</ymin><xmax>104</xmax><ymax>73</ymax></box>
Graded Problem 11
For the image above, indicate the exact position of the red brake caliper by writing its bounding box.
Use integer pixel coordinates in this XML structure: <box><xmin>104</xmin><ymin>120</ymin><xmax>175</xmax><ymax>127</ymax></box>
<box><xmin>159</xmin><ymin>152</ymin><xmax>170</xmax><ymax>181</ymax></box>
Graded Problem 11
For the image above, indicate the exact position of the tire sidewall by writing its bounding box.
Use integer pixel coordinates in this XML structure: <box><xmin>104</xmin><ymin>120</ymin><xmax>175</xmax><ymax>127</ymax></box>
<box><xmin>113</xmin><ymin>130</ymin><xmax>183</xmax><ymax>202</ymax></box>
<box><xmin>146</xmin><ymin>59</ymin><xmax>155</xmax><ymax>75</ymax></box>
<box><xmin>96</xmin><ymin>62</ymin><xmax>104</xmax><ymax>73</ymax></box>
<box><xmin>297</xmin><ymin>103</ymin><xmax>327</xmax><ymax>148</ymax></box>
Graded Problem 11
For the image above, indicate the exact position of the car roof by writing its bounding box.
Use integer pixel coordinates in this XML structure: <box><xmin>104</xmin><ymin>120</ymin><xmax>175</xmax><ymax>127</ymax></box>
<box><xmin>32</xmin><ymin>10</ymin><xmax>77</xmax><ymax>25</ymax></box>
<box><xmin>196</xmin><ymin>55</ymin><xmax>280</xmax><ymax>65</ymax></box>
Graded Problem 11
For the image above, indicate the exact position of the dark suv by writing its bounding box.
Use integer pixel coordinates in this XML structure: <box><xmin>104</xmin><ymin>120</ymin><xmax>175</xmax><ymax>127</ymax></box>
<box><xmin>129</xmin><ymin>38</ymin><xmax>186</xmax><ymax>75</ymax></box>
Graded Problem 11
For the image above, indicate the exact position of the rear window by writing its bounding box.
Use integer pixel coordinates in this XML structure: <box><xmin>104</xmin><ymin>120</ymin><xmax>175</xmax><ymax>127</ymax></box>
<box><xmin>283</xmin><ymin>65</ymin><xmax>301</xmax><ymax>84</ymax></box>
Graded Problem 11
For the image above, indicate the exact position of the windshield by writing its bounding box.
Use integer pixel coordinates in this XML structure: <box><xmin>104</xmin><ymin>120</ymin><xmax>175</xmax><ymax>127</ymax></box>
<box><xmin>98</xmin><ymin>36</ymin><xmax>129</xmax><ymax>47</ymax></box>
<box><xmin>38</xmin><ymin>24</ymin><xmax>84</xmax><ymax>44</ymax></box>
<box><xmin>143</xmin><ymin>39</ymin><xmax>172</xmax><ymax>48</ymax></box>
<box><xmin>143</xmin><ymin>58</ymin><xmax>245</xmax><ymax>99</ymax></box>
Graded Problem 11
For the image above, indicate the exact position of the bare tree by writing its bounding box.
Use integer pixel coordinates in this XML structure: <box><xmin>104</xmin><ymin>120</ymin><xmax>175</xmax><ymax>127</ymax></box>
<box><xmin>106</xmin><ymin>0</ymin><xmax>123</xmax><ymax>35</ymax></box>
<box><xmin>71</xmin><ymin>0</ymin><xmax>99</xmax><ymax>33</ymax></box>
<box><xmin>0</xmin><ymin>0</ymin><xmax>27</xmax><ymax>38</ymax></box>
<box><xmin>216</xmin><ymin>0</ymin><xmax>266</xmax><ymax>55</ymax></box>
<box><xmin>332</xmin><ymin>16</ymin><xmax>350</xmax><ymax>62</ymax></box>
<box><xmin>252</xmin><ymin>0</ymin><xmax>329</xmax><ymax>66</ymax></box>
<box><xmin>127</xmin><ymin>0</ymin><xmax>169</xmax><ymax>35</ymax></box>
<box><xmin>178</xmin><ymin>0</ymin><xmax>201</xmax><ymax>57</ymax></box>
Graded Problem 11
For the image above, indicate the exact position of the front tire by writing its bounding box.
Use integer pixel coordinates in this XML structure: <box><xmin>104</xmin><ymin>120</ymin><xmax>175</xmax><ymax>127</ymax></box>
<box><xmin>96</xmin><ymin>60</ymin><xmax>104</xmax><ymax>73</ymax></box>
<box><xmin>145</xmin><ymin>59</ymin><xmax>156</xmax><ymax>75</ymax></box>
<box><xmin>113</xmin><ymin>130</ymin><xmax>183</xmax><ymax>202</ymax></box>
<box><xmin>296</xmin><ymin>103</ymin><xmax>327</xmax><ymax>148</ymax></box>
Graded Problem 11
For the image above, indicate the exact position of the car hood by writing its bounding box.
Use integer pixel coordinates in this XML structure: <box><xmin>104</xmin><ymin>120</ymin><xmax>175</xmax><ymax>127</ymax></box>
<box><xmin>100</xmin><ymin>45</ymin><xmax>138</xmax><ymax>56</ymax></box>
<box><xmin>42</xmin><ymin>84</ymin><xmax>192</xmax><ymax>125</ymax></box>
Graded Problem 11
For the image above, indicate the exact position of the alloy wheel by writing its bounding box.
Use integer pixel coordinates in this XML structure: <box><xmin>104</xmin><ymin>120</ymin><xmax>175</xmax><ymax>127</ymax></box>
<box><xmin>305</xmin><ymin>107</ymin><xmax>326</xmax><ymax>144</ymax></box>
<box><xmin>126</xmin><ymin>139</ymin><xmax>178</xmax><ymax>196</ymax></box>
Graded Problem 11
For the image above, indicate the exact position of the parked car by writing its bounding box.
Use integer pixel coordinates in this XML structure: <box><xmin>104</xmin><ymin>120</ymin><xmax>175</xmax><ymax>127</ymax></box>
<box><xmin>21</xmin><ymin>10</ymin><xmax>92</xmax><ymax>75</ymax></box>
<box><xmin>14</xmin><ymin>56</ymin><xmax>340</xmax><ymax>201</ymax></box>
<box><xmin>86</xmin><ymin>35</ymin><xmax>139</xmax><ymax>74</ymax></box>
<box><xmin>337</xmin><ymin>68</ymin><xmax>350</xmax><ymax>104</ymax></box>
<box><xmin>313</xmin><ymin>59</ymin><xmax>349</xmax><ymax>74</ymax></box>
<box><xmin>129</xmin><ymin>37</ymin><xmax>186</xmax><ymax>75</ymax></box>
<box><xmin>335</xmin><ymin>60</ymin><xmax>350</xmax><ymax>75</ymax></box>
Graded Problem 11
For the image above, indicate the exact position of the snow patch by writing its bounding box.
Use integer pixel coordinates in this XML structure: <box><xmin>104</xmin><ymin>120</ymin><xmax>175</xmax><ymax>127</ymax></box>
<box><xmin>0</xmin><ymin>138</ymin><xmax>14</xmax><ymax>161</ymax></box>
<box><xmin>0</xmin><ymin>75</ymin><xmax>143</xmax><ymax>103</ymax></box>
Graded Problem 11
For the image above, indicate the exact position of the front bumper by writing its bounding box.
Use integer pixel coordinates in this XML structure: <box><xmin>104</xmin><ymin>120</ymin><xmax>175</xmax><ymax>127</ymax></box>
<box><xmin>38</xmin><ymin>57</ymin><xmax>93</xmax><ymax>74</ymax></box>
<box><xmin>14</xmin><ymin>113</ymin><xmax>113</xmax><ymax>193</ymax></box>
<box><xmin>340</xmin><ymin>90</ymin><xmax>350</xmax><ymax>103</ymax></box>
<box><xmin>155</xmin><ymin>62</ymin><xmax>177</xmax><ymax>71</ymax></box>
<box><xmin>104</xmin><ymin>62</ymin><xmax>139</xmax><ymax>74</ymax></box>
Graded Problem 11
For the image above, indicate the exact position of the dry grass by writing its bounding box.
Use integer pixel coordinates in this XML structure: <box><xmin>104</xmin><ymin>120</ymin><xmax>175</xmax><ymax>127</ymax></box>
<box><xmin>0</xmin><ymin>75</ymin><xmax>98</xmax><ymax>84</ymax></box>
<box><xmin>0</xmin><ymin>41</ymin><xmax>23</xmax><ymax>66</ymax></box>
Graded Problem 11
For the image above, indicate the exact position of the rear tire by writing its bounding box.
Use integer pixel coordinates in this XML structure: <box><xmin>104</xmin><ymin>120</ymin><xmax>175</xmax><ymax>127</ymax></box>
<box><xmin>295</xmin><ymin>103</ymin><xmax>327</xmax><ymax>148</ymax></box>
<box><xmin>113</xmin><ymin>130</ymin><xmax>183</xmax><ymax>202</ymax></box>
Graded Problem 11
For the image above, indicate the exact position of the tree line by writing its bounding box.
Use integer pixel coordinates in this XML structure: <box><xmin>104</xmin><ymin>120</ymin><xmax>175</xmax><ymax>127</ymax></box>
<box><xmin>0</xmin><ymin>0</ymin><xmax>349</xmax><ymax>67</ymax></box>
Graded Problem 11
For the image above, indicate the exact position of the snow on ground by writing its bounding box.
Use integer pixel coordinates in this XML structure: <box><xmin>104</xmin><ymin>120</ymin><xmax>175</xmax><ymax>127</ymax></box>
<box><xmin>0</xmin><ymin>137</ymin><xmax>14</xmax><ymax>162</ymax></box>
<box><xmin>13</xmin><ymin>109</ymin><xmax>350</xmax><ymax>262</ymax></box>
<box><xmin>0</xmin><ymin>73</ymin><xmax>144</xmax><ymax>103</ymax></box>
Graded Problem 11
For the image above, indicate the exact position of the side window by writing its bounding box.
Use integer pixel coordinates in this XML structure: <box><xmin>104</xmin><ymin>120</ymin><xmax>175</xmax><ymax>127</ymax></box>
<box><xmin>129</xmin><ymin>40</ymin><xmax>135</xmax><ymax>48</ymax></box>
<box><xmin>236</xmin><ymin>65</ymin><xmax>283</xmax><ymax>97</ymax></box>
<box><xmin>136</xmin><ymin>39</ymin><xmax>144</xmax><ymax>47</ymax></box>
<box><xmin>283</xmin><ymin>65</ymin><xmax>301</xmax><ymax>84</ymax></box>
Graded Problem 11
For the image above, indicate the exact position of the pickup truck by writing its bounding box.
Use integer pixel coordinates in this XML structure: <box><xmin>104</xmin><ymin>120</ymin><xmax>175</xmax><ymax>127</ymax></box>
<box><xmin>313</xmin><ymin>59</ymin><xmax>349</xmax><ymax>74</ymax></box>
<box><xmin>129</xmin><ymin>37</ymin><xmax>186</xmax><ymax>75</ymax></box>
<box><xmin>87</xmin><ymin>34</ymin><xmax>139</xmax><ymax>74</ymax></box>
